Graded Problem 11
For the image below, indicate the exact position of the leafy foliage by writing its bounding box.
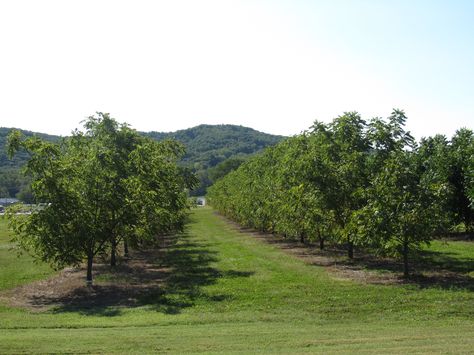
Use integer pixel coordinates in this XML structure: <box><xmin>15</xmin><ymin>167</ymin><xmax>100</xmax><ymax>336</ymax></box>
<box><xmin>358</xmin><ymin>150</ymin><xmax>448</xmax><ymax>276</ymax></box>
<box><xmin>208</xmin><ymin>110</ymin><xmax>469</xmax><ymax>276</ymax></box>
<box><xmin>0</xmin><ymin>128</ymin><xmax>59</xmax><ymax>168</ymax></box>
<box><xmin>449</xmin><ymin>129</ymin><xmax>474</xmax><ymax>231</ymax></box>
<box><xmin>6</xmin><ymin>114</ymin><xmax>195</xmax><ymax>283</ymax></box>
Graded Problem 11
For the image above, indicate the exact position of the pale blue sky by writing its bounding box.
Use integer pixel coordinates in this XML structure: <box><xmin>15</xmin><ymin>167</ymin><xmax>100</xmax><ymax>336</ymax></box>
<box><xmin>288</xmin><ymin>0</ymin><xmax>474</xmax><ymax>108</ymax></box>
<box><xmin>0</xmin><ymin>0</ymin><xmax>473</xmax><ymax>138</ymax></box>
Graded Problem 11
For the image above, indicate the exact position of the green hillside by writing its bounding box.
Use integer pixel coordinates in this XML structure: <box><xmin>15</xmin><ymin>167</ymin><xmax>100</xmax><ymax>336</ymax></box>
<box><xmin>144</xmin><ymin>124</ymin><xmax>283</xmax><ymax>170</ymax></box>
<box><xmin>0</xmin><ymin>125</ymin><xmax>283</xmax><ymax>197</ymax></box>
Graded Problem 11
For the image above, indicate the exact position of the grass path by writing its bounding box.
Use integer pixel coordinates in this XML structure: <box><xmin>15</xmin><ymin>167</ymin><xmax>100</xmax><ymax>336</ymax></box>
<box><xmin>0</xmin><ymin>208</ymin><xmax>473</xmax><ymax>354</ymax></box>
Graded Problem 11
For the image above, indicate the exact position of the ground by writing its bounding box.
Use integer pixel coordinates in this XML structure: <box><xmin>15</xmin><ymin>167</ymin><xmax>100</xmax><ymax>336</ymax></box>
<box><xmin>0</xmin><ymin>207</ymin><xmax>473</xmax><ymax>354</ymax></box>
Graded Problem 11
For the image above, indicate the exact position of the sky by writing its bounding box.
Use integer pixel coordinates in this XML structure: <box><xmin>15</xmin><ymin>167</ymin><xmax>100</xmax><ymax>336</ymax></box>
<box><xmin>0</xmin><ymin>0</ymin><xmax>473</xmax><ymax>138</ymax></box>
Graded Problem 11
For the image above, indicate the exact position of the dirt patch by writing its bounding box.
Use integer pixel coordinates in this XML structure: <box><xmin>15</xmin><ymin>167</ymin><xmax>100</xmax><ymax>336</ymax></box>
<box><xmin>0</xmin><ymin>233</ymin><xmax>234</xmax><ymax>314</ymax></box>
<box><xmin>0</xmin><ymin>248</ymin><xmax>171</xmax><ymax>312</ymax></box>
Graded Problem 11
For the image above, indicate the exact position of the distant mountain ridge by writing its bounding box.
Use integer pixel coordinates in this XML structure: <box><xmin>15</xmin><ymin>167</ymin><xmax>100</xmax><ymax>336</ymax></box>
<box><xmin>1</xmin><ymin>124</ymin><xmax>283</xmax><ymax>169</ymax></box>
<box><xmin>0</xmin><ymin>124</ymin><xmax>284</xmax><ymax>197</ymax></box>
<box><xmin>143</xmin><ymin>124</ymin><xmax>284</xmax><ymax>170</ymax></box>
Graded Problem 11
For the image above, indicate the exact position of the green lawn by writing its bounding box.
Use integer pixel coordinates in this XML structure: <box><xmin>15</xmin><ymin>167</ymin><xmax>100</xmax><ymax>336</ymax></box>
<box><xmin>0</xmin><ymin>208</ymin><xmax>473</xmax><ymax>354</ymax></box>
<box><xmin>0</xmin><ymin>216</ymin><xmax>54</xmax><ymax>290</ymax></box>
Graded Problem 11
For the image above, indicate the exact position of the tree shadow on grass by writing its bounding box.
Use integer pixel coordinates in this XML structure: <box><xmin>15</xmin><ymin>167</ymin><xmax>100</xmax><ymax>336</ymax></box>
<box><xmin>225</xmin><ymin>216</ymin><xmax>473</xmax><ymax>291</ymax></box>
<box><xmin>331</xmin><ymin>247</ymin><xmax>474</xmax><ymax>291</ymax></box>
<box><xmin>443</xmin><ymin>231</ymin><xmax>474</xmax><ymax>241</ymax></box>
<box><xmin>25</xmin><ymin>232</ymin><xmax>253</xmax><ymax>316</ymax></box>
<box><xmin>408</xmin><ymin>249</ymin><xmax>474</xmax><ymax>291</ymax></box>
<box><xmin>273</xmin><ymin>238</ymin><xmax>473</xmax><ymax>291</ymax></box>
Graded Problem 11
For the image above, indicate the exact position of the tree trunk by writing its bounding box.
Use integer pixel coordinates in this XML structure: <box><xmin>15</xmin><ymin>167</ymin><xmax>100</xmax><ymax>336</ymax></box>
<box><xmin>347</xmin><ymin>239</ymin><xmax>354</xmax><ymax>259</ymax></box>
<box><xmin>86</xmin><ymin>250</ymin><xmax>93</xmax><ymax>286</ymax></box>
<box><xmin>110</xmin><ymin>237</ymin><xmax>117</xmax><ymax>267</ymax></box>
<box><xmin>124</xmin><ymin>239</ymin><xmax>129</xmax><ymax>258</ymax></box>
<box><xmin>300</xmin><ymin>233</ymin><xmax>305</xmax><ymax>244</ymax></box>
<box><xmin>403</xmin><ymin>240</ymin><xmax>409</xmax><ymax>278</ymax></box>
<box><xmin>466</xmin><ymin>222</ymin><xmax>474</xmax><ymax>240</ymax></box>
<box><xmin>317</xmin><ymin>229</ymin><xmax>324</xmax><ymax>250</ymax></box>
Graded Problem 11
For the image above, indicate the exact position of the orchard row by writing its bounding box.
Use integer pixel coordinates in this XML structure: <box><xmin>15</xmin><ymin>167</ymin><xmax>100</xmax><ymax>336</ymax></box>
<box><xmin>7</xmin><ymin>113</ymin><xmax>196</xmax><ymax>283</ymax></box>
<box><xmin>208</xmin><ymin>110</ymin><xmax>474</xmax><ymax>276</ymax></box>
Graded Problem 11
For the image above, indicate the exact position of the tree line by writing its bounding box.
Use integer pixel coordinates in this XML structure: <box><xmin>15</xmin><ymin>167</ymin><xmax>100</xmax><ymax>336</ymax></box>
<box><xmin>6</xmin><ymin>113</ymin><xmax>196</xmax><ymax>284</ymax></box>
<box><xmin>0</xmin><ymin>169</ymin><xmax>32</xmax><ymax>202</ymax></box>
<box><xmin>207</xmin><ymin>110</ymin><xmax>474</xmax><ymax>276</ymax></box>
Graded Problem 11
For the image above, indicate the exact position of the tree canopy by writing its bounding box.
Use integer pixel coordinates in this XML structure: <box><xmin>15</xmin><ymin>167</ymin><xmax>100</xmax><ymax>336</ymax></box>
<box><xmin>7</xmin><ymin>113</ymin><xmax>196</xmax><ymax>284</ymax></box>
<box><xmin>208</xmin><ymin>110</ymin><xmax>472</xmax><ymax>276</ymax></box>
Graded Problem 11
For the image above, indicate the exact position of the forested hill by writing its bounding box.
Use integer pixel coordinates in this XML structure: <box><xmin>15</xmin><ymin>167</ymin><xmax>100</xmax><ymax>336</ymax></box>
<box><xmin>145</xmin><ymin>124</ymin><xmax>284</xmax><ymax>195</ymax></box>
<box><xmin>143</xmin><ymin>124</ymin><xmax>284</xmax><ymax>170</ymax></box>
<box><xmin>1</xmin><ymin>125</ymin><xmax>283</xmax><ymax>170</ymax></box>
<box><xmin>0</xmin><ymin>124</ymin><xmax>284</xmax><ymax>197</ymax></box>
<box><xmin>0</xmin><ymin>128</ymin><xmax>60</xmax><ymax>168</ymax></box>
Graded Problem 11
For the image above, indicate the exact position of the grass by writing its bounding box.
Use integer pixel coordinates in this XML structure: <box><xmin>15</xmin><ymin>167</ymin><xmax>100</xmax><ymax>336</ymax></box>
<box><xmin>0</xmin><ymin>208</ymin><xmax>473</xmax><ymax>354</ymax></box>
<box><xmin>423</xmin><ymin>239</ymin><xmax>474</xmax><ymax>274</ymax></box>
<box><xmin>0</xmin><ymin>216</ymin><xmax>54</xmax><ymax>290</ymax></box>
